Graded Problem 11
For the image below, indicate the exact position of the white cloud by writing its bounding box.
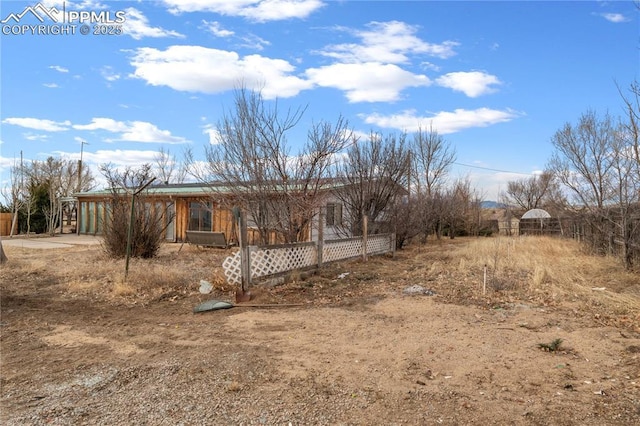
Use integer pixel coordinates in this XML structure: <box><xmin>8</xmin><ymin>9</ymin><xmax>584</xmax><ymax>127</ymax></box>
<box><xmin>420</xmin><ymin>62</ymin><xmax>440</xmax><ymax>72</ymax></box>
<box><xmin>49</xmin><ymin>65</ymin><xmax>69</xmax><ymax>73</ymax></box>
<box><xmin>53</xmin><ymin>149</ymin><xmax>161</xmax><ymax>168</ymax></box>
<box><xmin>43</xmin><ymin>83</ymin><xmax>59</xmax><ymax>88</ymax></box>
<box><xmin>239</xmin><ymin>33</ymin><xmax>271</xmax><ymax>51</ymax></box>
<box><xmin>201</xmin><ymin>20</ymin><xmax>234</xmax><ymax>37</ymax></box>
<box><xmin>361</xmin><ymin>108</ymin><xmax>520</xmax><ymax>134</ymax></box>
<box><xmin>100</xmin><ymin>66</ymin><xmax>121</xmax><ymax>82</ymax></box>
<box><xmin>122</xmin><ymin>7</ymin><xmax>184</xmax><ymax>40</ymax></box>
<box><xmin>306</xmin><ymin>21</ymin><xmax>456</xmax><ymax>102</ymax></box>
<box><xmin>436</xmin><ymin>71</ymin><xmax>501</xmax><ymax>97</ymax></box>
<box><xmin>120</xmin><ymin>121</ymin><xmax>188</xmax><ymax>144</ymax></box>
<box><xmin>73</xmin><ymin>117</ymin><xmax>129</xmax><ymax>132</ymax></box>
<box><xmin>306</xmin><ymin>62</ymin><xmax>430</xmax><ymax>103</ymax></box>
<box><xmin>2</xmin><ymin>117</ymin><xmax>70</xmax><ymax>132</ymax></box>
<box><xmin>24</xmin><ymin>133</ymin><xmax>50</xmax><ymax>141</ymax></box>
<box><xmin>129</xmin><ymin>45</ymin><xmax>312</xmax><ymax>99</ymax></box>
<box><xmin>162</xmin><ymin>0</ymin><xmax>325</xmax><ymax>22</ymax></box>
<box><xmin>600</xmin><ymin>13</ymin><xmax>630</xmax><ymax>23</ymax></box>
<box><xmin>318</xmin><ymin>21</ymin><xmax>459</xmax><ymax>64</ymax></box>
<box><xmin>203</xmin><ymin>125</ymin><xmax>221</xmax><ymax>145</ymax></box>
<box><xmin>73</xmin><ymin>118</ymin><xmax>188</xmax><ymax>144</ymax></box>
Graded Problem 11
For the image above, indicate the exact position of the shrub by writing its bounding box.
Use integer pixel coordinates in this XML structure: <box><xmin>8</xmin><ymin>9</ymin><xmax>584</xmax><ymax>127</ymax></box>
<box><xmin>100</xmin><ymin>164</ymin><xmax>172</xmax><ymax>259</ymax></box>
<box><xmin>102</xmin><ymin>196</ymin><xmax>168</xmax><ymax>259</ymax></box>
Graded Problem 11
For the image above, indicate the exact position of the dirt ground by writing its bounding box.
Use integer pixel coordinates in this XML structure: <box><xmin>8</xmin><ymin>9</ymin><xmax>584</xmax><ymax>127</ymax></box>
<box><xmin>1</xmin><ymin>237</ymin><xmax>639</xmax><ymax>425</ymax></box>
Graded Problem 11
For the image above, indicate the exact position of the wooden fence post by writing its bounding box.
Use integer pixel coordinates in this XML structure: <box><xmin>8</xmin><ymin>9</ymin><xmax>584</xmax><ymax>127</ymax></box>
<box><xmin>362</xmin><ymin>214</ymin><xmax>368</xmax><ymax>262</ymax></box>
<box><xmin>317</xmin><ymin>209</ymin><xmax>324</xmax><ymax>268</ymax></box>
<box><xmin>239</xmin><ymin>210</ymin><xmax>251</xmax><ymax>292</ymax></box>
<box><xmin>391</xmin><ymin>233</ymin><xmax>396</xmax><ymax>258</ymax></box>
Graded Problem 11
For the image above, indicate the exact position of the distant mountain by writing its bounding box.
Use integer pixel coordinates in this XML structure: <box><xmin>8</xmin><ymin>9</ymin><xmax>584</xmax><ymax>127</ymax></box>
<box><xmin>480</xmin><ymin>200</ymin><xmax>508</xmax><ymax>209</ymax></box>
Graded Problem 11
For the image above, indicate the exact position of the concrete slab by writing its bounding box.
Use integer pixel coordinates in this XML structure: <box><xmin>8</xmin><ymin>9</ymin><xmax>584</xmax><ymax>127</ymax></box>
<box><xmin>1</xmin><ymin>234</ymin><xmax>101</xmax><ymax>249</ymax></box>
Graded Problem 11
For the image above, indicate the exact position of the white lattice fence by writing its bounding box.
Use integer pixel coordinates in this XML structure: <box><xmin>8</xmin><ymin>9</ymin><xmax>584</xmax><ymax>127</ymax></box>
<box><xmin>250</xmin><ymin>243</ymin><xmax>317</xmax><ymax>280</ymax></box>
<box><xmin>222</xmin><ymin>234</ymin><xmax>394</xmax><ymax>285</ymax></box>
<box><xmin>323</xmin><ymin>233</ymin><xmax>393</xmax><ymax>263</ymax></box>
<box><xmin>367</xmin><ymin>234</ymin><xmax>393</xmax><ymax>255</ymax></box>
<box><xmin>222</xmin><ymin>243</ymin><xmax>317</xmax><ymax>285</ymax></box>
<box><xmin>222</xmin><ymin>251</ymin><xmax>242</xmax><ymax>285</ymax></box>
<box><xmin>322</xmin><ymin>238</ymin><xmax>363</xmax><ymax>263</ymax></box>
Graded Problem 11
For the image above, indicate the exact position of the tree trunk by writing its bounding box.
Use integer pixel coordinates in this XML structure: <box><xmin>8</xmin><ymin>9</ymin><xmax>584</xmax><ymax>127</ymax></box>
<box><xmin>10</xmin><ymin>210</ymin><xmax>18</xmax><ymax>237</ymax></box>
<box><xmin>0</xmin><ymin>240</ymin><xmax>7</xmax><ymax>264</ymax></box>
<box><xmin>26</xmin><ymin>203</ymin><xmax>31</xmax><ymax>236</ymax></box>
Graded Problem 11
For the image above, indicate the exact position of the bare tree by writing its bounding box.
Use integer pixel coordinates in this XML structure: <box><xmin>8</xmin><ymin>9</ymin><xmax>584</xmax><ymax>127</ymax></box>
<box><xmin>154</xmin><ymin>147</ymin><xmax>186</xmax><ymax>184</ymax></box>
<box><xmin>611</xmin><ymin>81</ymin><xmax>640</xmax><ymax>267</ymax></box>
<box><xmin>440</xmin><ymin>177</ymin><xmax>484</xmax><ymax>238</ymax></box>
<box><xmin>334</xmin><ymin>132</ymin><xmax>409</xmax><ymax>236</ymax></box>
<box><xmin>609</xmin><ymin>126</ymin><xmax>640</xmax><ymax>268</ymax></box>
<box><xmin>619</xmin><ymin>81</ymin><xmax>640</xmax><ymax>183</ymax></box>
<box><xmin>7</xmin><ymin>159</ymin><xmax>26</xmax><ymax>237</ymax></box>
<box><xmin>26</xmin><ymin>157</ymin><xmax>96</xmax><ymax>236</ymax></box>
<box><xmin>502</xmin><ymin>171</ymin><xmax>555</xmax><ymax>212</ymax></box>
<box><xmin>388</xmin><ymin>194</ymin><xmax>423</xmax><ymax>248</ymax></box>
<box><xmin>549</xmin><ymin>109</ymin><xmax>640</xmax><ymax>267</ymax></box>
<box><xmin>188</xmin><ymin>87</ymin><xmax>352</xmax><ymax>243</ymax></box>
<box><xmin>61</xmin><ymin>158</ymin><xmax>95</xmax><ymax>227</ymax></box>
<box><xmin>42</xmin><ymin>157</ymin><xmax>64</xmax><ymax>236</ymax></box>
<box><xmin>412</xmin><ymin>124</ymin><xmax>456</xmax><ymax>197</ymax></box>
<box><xmin>22</xmin><ymin>158</ymin><xmax>62</xmax><ymax>235</ymax></box>
<box><xmin>549</xmin><ymin>110</ymin><xmax>616</xmax><ymax>210</ymax></box>
<box><xmin>408</xmin><ymin>125</ymin><xmax>457</xmax><ymax>241</ymax></box>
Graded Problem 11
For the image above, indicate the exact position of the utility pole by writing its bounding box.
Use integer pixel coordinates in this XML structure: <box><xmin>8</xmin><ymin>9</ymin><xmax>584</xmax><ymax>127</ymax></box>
<box><xmin>20</xmin><ymin>150</ymin><xmax>24</xmax><ymax>190</ymax></box>
<box><xmin>406</xmin><ymin>150</ymin><xmax>412</xmax><ymax>197</ymax></box>
<box><xmin>77</xmin><ymin>140</ymin><xmax>88</xmax><ymax>193</ymax></box>
<box><xmin>75</xmin><ymin>140</ymin><xmax>88</xmax><ymax>235</ymax></box>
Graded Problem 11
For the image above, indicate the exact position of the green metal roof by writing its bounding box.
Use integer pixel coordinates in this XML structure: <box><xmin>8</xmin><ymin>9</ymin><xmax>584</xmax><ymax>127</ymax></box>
<box><xmin>73</xmin><ymin>180</ymin><xmax>349</xmax><ymax>198</ymax></box>
<box><xmin>74</xmin><ymin>184</ymin><xmax>223</xmax><ymax>198</ymax></box>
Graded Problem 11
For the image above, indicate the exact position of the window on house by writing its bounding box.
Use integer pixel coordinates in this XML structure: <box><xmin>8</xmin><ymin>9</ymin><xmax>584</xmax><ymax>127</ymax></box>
<box><xmin>188</xmin><ymin>202</ymin><xmax>213</xmax><ymax>231</ymax></box>
<box><xmin>326</xmin><ymin>203</ymin><xmax>342</xmax><ymax>227</ymax></box>
<box><xmin>248</xmin><ymin>201</ymin><xmax>271</xmax><ymax>228</ymax></box>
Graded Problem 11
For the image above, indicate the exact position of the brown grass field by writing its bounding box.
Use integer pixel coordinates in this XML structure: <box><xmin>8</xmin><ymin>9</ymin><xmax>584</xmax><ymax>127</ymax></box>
<box><xmin>1</xmin><ymin>236</ymin><xmax>639</xmax><ymax>425</ymax></box>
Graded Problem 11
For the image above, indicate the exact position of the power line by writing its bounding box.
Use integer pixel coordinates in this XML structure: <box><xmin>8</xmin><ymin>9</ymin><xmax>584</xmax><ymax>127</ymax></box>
<box><xmin>453</xmin><ymin>162</ymin><xmax>534</xmax><ymax>176</ymax></box>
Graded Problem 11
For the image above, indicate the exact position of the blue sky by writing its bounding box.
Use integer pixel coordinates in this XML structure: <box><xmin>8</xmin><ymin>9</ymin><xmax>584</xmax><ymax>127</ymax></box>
<box><xmin>0</xmin><ymin>0</ymin><xmax>637</xmax><ymax>200</ymax></box>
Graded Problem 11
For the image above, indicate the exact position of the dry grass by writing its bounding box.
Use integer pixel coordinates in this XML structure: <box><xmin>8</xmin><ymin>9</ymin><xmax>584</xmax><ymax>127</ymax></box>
<box><xmin>1</xmin><ymin>243</ymin><xmax>231</xmax><ymax>304</ymax></box>
<box><xmin>2</xmin><ymin>236</ymin><xmax>638</xmax><ymax>329</ymax></box>
<box><xmin>451</xmin><ymin>235</ymin><xmax>640</xmax><ymax>318</ymax></box>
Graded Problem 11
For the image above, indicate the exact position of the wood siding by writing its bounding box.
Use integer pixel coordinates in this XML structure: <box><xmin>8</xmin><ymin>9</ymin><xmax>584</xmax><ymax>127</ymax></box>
<box><xmin>78</xmin><ymin>195</ymin><xmax>239</xmax><ymax>243</ymax></box>
<box><xmin>77</xmin><ymin>193</ymin><xmax>318</xmax><ymax>245</ymax></box>
<box><xmin>0</xmin><ymin>212</ymin><xmax>15</xmax><ymax>236</ymax></box>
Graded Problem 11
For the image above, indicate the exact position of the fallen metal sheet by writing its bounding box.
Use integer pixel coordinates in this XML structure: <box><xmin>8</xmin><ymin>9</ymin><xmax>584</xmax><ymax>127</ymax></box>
<box><xmin>193</xmin><ymin>300</ymin><xmax>234</xmax><ymax>313</ymax></box>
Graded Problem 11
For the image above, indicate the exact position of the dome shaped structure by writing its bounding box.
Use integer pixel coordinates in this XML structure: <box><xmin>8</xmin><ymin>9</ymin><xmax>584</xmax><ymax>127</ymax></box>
<box><xmin>521</xmin><ymin>208</ymin><xmax>551</xmax><ymax>219</ymax></box>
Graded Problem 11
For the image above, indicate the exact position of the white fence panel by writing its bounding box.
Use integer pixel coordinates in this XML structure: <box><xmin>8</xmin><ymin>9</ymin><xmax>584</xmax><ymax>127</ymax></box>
<box><xmin>222</xmin><ymin>251</ymin><xmax>242</xmax><ymax>285</ymax></box>
<box><xmin>222</xmin><ymin>234</ymin><xmax>394</xmax><ymax>285</ymax></box>
<box><xmin>367</xmin><ymin>234</ymin><xmax>392</xmax><ymax>255</ymax></box>
<box><xmin>322</xmin><ymin>237</ymin><xmax>363</xmax><ymax>263</ymax></box>
<box><xmin>249</xmin><ymin>243</ymin><xmax>317</xmax><ymax>280</ymax></box>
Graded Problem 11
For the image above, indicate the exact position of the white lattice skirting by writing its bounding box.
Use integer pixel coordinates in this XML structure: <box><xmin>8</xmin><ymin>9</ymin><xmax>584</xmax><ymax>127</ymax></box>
<box><xmin>222</xmin><ymin>234</ymin><xmax>393</xmax><ymax>285</ymax></box>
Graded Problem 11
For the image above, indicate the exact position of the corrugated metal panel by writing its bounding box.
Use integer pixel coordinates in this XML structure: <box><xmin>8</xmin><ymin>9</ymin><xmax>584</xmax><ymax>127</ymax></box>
<box><xmin>74</xmin><ymin>179</ymin><xmax>352</xmax><ymax>198</ymax></box>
